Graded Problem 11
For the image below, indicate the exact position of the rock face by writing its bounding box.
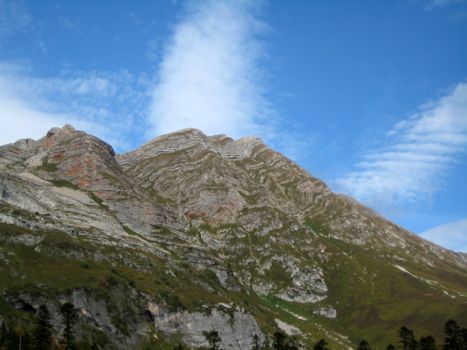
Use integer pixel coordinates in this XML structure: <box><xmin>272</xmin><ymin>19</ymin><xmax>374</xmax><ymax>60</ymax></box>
<box><xmin>1</xmin><ymin>125</ymin><xmax>467</xmax><ymax>349</ymax></box>
<box><xmin>149</xmin><ymin>303</ymin><xmax>265</xmax><ymax>349</ymax></box>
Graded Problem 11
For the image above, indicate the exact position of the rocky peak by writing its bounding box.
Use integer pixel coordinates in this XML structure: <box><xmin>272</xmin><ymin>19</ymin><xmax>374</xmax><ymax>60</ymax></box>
<box><xmin>32</xmin><ymin>125</ymin><xmax>117</xmax><ymax>190</ymax></box>
<box><xmin>117</xmin><ymin>128</ymin><xmax>266</xmax><ymax>169</ymax></box>
<box><xmin>1</xmin><ymin>126</ymin><xmax>467</xmax><ymax>350</ymax></box>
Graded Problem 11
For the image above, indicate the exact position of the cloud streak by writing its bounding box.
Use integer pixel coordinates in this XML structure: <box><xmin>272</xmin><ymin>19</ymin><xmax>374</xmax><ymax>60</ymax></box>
<box><xmin>0</xmin><ymin>63</ymin><xmax>149</xmax><ymax>150</ymax></box>
<box><xmin>421</xmin><ymin>218</ymin><xmax>467</xmax><ymax>252</ymax></box>
<box><xmin>149</xmin><ymin>0</ymin><xmax>273</xmax><ymax>139</ymax></box>
<box><xmin>0</xmin><ymin>0</ymin><xmax>32</xmax><ymax>42</ymax></box>
<box><xmin>337</xmin><ymin>80</ymin><xmax>467</xmax><ymax>208</ymax></box>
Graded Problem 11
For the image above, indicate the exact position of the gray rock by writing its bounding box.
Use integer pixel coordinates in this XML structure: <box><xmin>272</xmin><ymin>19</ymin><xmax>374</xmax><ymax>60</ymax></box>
<box><xmin>149</xmin><ymin>303</ymin><xmax>265</xmax><ymax>349</ymax></box>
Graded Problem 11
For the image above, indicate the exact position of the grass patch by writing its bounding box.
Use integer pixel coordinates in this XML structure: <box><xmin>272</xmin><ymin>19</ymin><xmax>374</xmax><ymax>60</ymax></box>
<box><xmin>37</xmin><ymin>157</ymin><xmax>58</xmax><ymax>172</ymax></box>
<box><xmin>50</xmin><ymin>179</ymin><xmax>78</xmax><ymax>189</ymax></box>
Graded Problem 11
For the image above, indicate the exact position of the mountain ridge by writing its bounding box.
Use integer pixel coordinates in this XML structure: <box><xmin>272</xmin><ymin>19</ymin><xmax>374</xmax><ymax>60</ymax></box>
<box><xmin>0</xmin><ymin>125</ymin><xmax>466</xmax><ymax>349</ymax></box>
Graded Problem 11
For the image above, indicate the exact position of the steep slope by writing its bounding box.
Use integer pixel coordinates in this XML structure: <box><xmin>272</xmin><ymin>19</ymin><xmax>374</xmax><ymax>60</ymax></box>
<box><xmin>0</xmin><ymin>126</ymin><xmax>466</xmax><ymax>349</ymax></box>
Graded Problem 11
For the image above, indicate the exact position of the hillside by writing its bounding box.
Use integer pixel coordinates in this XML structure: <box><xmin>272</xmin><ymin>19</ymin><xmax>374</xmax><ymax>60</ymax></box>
<box><xmin>0</xmin><ymin>125</ymin><xmax>466</xmax><ymax>349</ymax></box>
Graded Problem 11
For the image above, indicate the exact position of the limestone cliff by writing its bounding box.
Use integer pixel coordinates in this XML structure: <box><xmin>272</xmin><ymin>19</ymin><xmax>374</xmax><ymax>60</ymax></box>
<box><xmin>0</xmin><ymin>126</ymin><xmax>466</xmax><ymax>349</ymax></box>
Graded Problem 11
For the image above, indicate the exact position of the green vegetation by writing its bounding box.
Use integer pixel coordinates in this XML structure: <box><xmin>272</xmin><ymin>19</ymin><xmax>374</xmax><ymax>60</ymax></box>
<box><xmin>88</xmin><ymin>192</ymin><xmax>105</xmax><ymax>206</ymax></box>
<box><xmin>1</xmin><ymin>211</ymin><xmax>467</xmax><ymax>350</ymax></box>
<box><xmin>272</xmin><ymin>330</ymin><xmax>299</xmax><ymax>350</ymax></box>
<box><xmin>33</xmin><ymin>305</ymin><xmax>52</xmax><ymax>350</ymax></box>
<box><xmin>61</xmin><ymin>302</ymin><xmax>78</xmax><ymax>350</ymax></box>
<box><xmin>37</xmin><ymin>158</ymin><xmax>58</xmax><ymax>172</ymax></box>
<box><xmin>314</xmin><ymin>339</ymin><xmax>330</xmax><ymax>350</ymax></box>
<box><xmin>50</xmin><ymin>179</ymin><xmax>78</xmax><ymax>189</ymax></box>
<box><xmin>357</xmin><ymin>340</ymin><xmax>371</xmax><ymax>350</ymax></box>
<box><xmin>203</xmin><ymin>330</ymin><xmax>221</xmax><ymax>350</ymax></box>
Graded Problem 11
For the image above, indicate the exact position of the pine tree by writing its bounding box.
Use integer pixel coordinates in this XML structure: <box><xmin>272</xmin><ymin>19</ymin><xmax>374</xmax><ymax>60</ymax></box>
<box><xmin>15</xmin><ymin>322</ymin><xmax>27</xmax><ymax>350</ymax></box>
<box><xmin>33</xmin><ymin>304</ymin><xmax>53</xmax><ymax>350</ymax></box>
<box><xmin>313</xmin><ymin>339</ymin><xmax>330</xmax><ymax>350</ymax></box>
<box><xmin>252</xmin><ymin>334</ymin><xmax>260</xmax><ymax>350</ymax></box>
<box><xmin>399</xmin><ymin>326</ymin><xmax>418</xmax><ymax>350</ymax></box>
<box><xmin>272</xmin><ymin>331</ymin><xmax>299</xmax><ymax>350</ymax></box>
<box><xmin>203</xmin><ymin>330</ymin><xmax>221</xmax><ymax>350</ymax></box>
<box><xmin>273</xmin><ymin>331</ymin><xmax>287</xmax><ymax>350</ymax></box>
<box><xmin>60</xmin><ymin>302</ymin><xmax>78</xmax><ymax>350</ymax></box>
<box><xmin>460</xmin><ymin>328</ymin><xmax>467</xmax><ymax>350</ymax></box>
<box><xmin>444</xmin><ymin>320</ymin><xmax>461</xmax><ymax>350</ymax></box>
<box><xmin>0</xmin><ymin>321</ymin><xmax>32</xmax><ymax>350</ymax></box>
<box><xmin>357</xmin><ymin>340</ymin><xmax>371</xmax><ymax>350</ymax></box>
<box><xmin>419</xmin><ymin>335</ymin><xmax>437</xmax><ymax>350</ymax></box>
<box><xmin>0</xmin><ymin>321</ymin><xmax>8</xmax><ymax>348</ymax></box>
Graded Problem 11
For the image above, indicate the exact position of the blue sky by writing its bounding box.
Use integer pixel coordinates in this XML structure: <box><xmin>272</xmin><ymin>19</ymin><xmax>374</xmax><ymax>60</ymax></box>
<box><xmin>0</xmin><ymin>0</ymin><xmax>466</xmax><ymax>251</ymax></box>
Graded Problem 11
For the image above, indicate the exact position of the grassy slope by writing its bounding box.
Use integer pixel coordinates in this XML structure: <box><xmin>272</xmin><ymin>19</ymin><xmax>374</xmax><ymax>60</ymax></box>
<box><xmin>1</xmin><ymin>213</ymin><xmax>467</xmax><ymax>349</ymax></box>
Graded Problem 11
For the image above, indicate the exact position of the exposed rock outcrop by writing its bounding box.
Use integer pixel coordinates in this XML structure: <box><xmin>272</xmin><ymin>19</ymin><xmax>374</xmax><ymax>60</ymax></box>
<box><xmin>1</xmin><ymin>125</ymin><xmax>467</xmax><ymax>349</ymax></box>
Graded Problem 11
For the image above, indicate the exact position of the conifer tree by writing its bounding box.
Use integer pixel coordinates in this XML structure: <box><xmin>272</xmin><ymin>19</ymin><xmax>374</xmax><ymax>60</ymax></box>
<box><xmin>252</xmin><ymin>334</ymin><xmax>260</xmax><ymax>350</ymax></box>
<box><xmin>313</xmin><ymin>339</ymin><xmax>330</xmax><ymax>350</ymax></box>
<box><xmin>203</xmin><ymin>330</ymin><xmax>221</xmax><ymax>350</ymax></box>
<box><xmin>444</xmin><ymin>320</ymin><xmax>461</xmax><ymax>350</ymax></box>
<box><xmin>419</xmin><ymin>335</ymin><xmax>437</xmax><ymax>350</ymax></box>
<box><xmin>60</xmin><ymin>302</ymin><xmax>78</xmax><ymax>350</ymax></box>
<box><xmin>33</xmin><ymin>305</ymin><xmax>53</xmax><ymax>350</ymax></box>
<box><xmin>272</xmin><ymin>331</ymin><xmax>299</xmax><ymax>350</ymax></box>
<box><xmin>399</xmin><ymin>326</ymin><xmax>418</xmax><ymax>350</ymax></box>
<box><xmin>0</xmin><ymin>321</ymin><xmax>32</xmax><ymax>350</ymax></box>
<box><xmin>273</xmin><ymin>331</ymin><xmax>287</xmax><ymax>350</ymax></box>
<box><xmin>357</xmin><ymin>340</ymin><xmax>371</xmax><ymax>350</ymax></box>
<box><xmin>460</xmin><ymin>328</ymin><xmax>467</xmax><ymax>350</ymax></box>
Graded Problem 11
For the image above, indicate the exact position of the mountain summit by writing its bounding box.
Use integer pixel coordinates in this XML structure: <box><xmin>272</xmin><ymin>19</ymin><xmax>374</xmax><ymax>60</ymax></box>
<box><xmin>1</xmin><ymin>125</ymin><xmax>466</xmax><ymax>349</ymax></box>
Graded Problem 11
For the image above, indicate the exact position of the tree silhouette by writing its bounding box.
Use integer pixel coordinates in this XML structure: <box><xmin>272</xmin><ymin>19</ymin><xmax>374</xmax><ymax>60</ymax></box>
<box><xmin>0</xmin><ymin>321</ymin><xmax>32</xmax><ymax>350</ymax></box>
<box><xmin>418</xmin><ymin>335</ymin><xmax>437</xmax><ymax>350</ymax></box>
<box><xmin>273</xmin><ymin>331</ymin><xmax>287</xmax><ymax>350</ymax></box>
<box><xmin>203</xmin><ymin>330</ymin><xmax>221</xmax><ymax>350</ymax></box>
<box><xmin>272</xmin><ymin>330</ymin><xmax>299</xmax><ymax>350</ymax></box>
<box><xmin>33</xmin><ymin>304</ymin><xmax>53</xmax><ymax>350</ymax></box>
<box><xmin>444</xmin><ymin>320</ymin><xmax>462</xmax><ymax>350</ymax></box>
<box><xmin>460</xmin><ymin>328</ymin><xmax>467</xmax><ymax>350</ymax></box>
<box><xmin>60</xmin><ymin>302</ymin><xmax>78</xmax><ymax>350</ymax></box>
<box><xmin>313</xmin><ymin>339</ymin><xmax>330</xmax><ymax>350</ymax></box>
<box><xmin>357</xmin><ymin>340</ymin><xmax>371</xmax><ymax>350</ymax></box>
<box><xmin>252</xmin><ymin>334</ymin><xmax>260</xmax><ymax>350</ymax></box>
<box><xmin>399</xmin><ymin>326</ymin><xmax>417</xmax><ymax>350</ymax></box>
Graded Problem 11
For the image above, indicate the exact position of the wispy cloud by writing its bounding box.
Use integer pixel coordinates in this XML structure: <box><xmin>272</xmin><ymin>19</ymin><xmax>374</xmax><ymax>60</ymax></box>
<box><xmin>336</xmin><ymin>80</ymin><xmax>467</xmax><ymax>208</ymax></box>
<box><xmin>421</xmin><ymin>218</ymin><xmax>467</xmax><ymax>252</ymax></box>
<box><xmin>149</xmin><ymin>0</ymin><xmax>274</xmax><ymax>139</ymax></box>
<box><xmin>0</xmin><ymin>0</ymin><xmax>32</xmax><ymax>42</ymax></box>
<box><xmin>419</xmin><ymin>0</ymin><xmax>467</xmax><ymax>11</ymax></box>
<box><xmin>428</xmin><ymin>0</ymin><xmax>465</xmax><ymax>7</ymax></box>
<box><xmin>0</xmin><ymin>63</ymin><xmax>149</xmax><ymax>150</ymax></box>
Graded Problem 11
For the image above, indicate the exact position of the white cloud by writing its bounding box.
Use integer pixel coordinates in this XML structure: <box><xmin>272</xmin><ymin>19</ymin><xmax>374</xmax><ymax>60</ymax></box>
<box><xmin>421</xmin><ymin>218</ymin><xmax>467</xmax><ymax>252</ymax></box>
<box><xmin>336</xmin><ymin>80</ymin><xmax>467</xmax><ymax>208</ymax></box>
<box><xmin>0</xmin><ymin>0</ymin><xmax>32</xmax><ymax>41</ymax></box>
<box><xmin>0</xmin><ymin>69</ymin><xmax>89</xmax><ymax>144</ymax></box>
<box><xmin>0</xmin><ymin>63</ymin><xmax>149</xmax><ymax>151</ymax></box>
<box><xmin>149</xmin><ymin>0</ymin><xmax>273</xmax><ymax>139</ymax></box>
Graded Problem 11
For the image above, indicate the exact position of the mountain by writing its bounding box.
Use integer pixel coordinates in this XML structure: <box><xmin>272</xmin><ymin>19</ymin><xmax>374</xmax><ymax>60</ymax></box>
<box><xmin>0</xmin><ymin>125</ymin><xmax>466</xmax><ymax>349</ymax></box>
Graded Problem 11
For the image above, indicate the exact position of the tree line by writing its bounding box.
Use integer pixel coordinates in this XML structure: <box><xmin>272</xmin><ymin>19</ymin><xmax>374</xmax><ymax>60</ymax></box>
<box><xmin>1</xmin><ymin>304</ymin><xmax>466</xmax><ymax>350</ymax></box>
<box><xmin>0</xmin><ymin>302</ymin><xmax>81</xmax><ymax>350</ymax></box>
<box><xmin>196</xmin><ymin>319</ymin><xmax>467</xmax><ymax>350</ymax></box>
